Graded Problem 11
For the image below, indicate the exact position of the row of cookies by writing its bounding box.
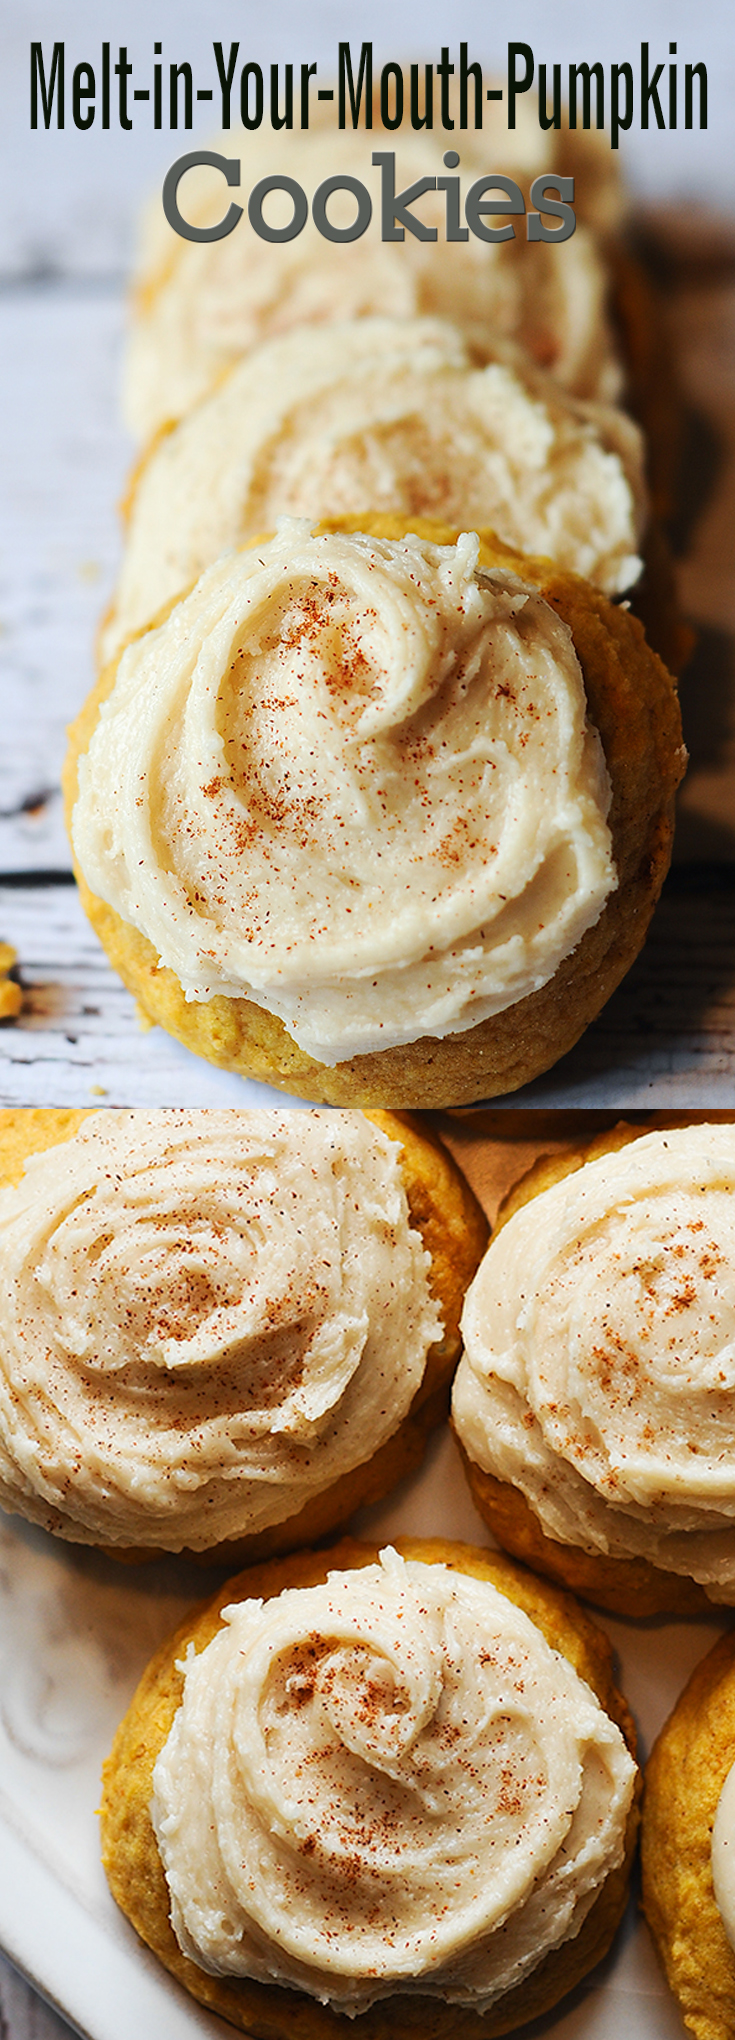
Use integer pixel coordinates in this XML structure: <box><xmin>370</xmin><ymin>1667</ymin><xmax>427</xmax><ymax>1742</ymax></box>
<box><xmin>62</xmin><ymin>103</ymin><xmax>688</xmax><ymax>1107</ymax></box>
<box><xmin>2</xmin><ymin>1106</ymin><xmax>734</xmax><ymax>2032</ymax></box>
<box><xmin>9</xmin><ymin>1106</ymin><xmax>733</xmax><ymax>1613</ymax></box>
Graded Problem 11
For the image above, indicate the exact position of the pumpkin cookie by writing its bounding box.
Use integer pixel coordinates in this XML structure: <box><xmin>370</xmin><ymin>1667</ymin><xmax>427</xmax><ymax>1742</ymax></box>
<box><xmin>101</xmin><ymin>315</ymin><xmax>647</xmax><ymax>668</ymax></box>
<box><xmin>101</xmin><ymin>1534</ymin><xmax>639</xmax><ymax>2037</ymax></box>
<box><xmin>643</xmin><ymin>1629</ymin><xmax>735</xmax><ymax>2040</ymax></box>
<box><xmin>0</xmin><ymin>1106</ymin><xmax>486</xmax><ymax>1560</ymax></box>
<box><xmin>65</xmin><ymin>517</ymin><xmax>684</xmax><ymax>1108</ymax></box>
<box><xmin>453</xmin><ymin>1120</ymin><xmax>735</xmax><ymax>1616</ymax></box>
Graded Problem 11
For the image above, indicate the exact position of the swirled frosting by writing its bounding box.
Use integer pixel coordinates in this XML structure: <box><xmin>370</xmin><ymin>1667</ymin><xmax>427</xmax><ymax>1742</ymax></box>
<box><xmin>103</xmin><ymin>315</ymin><xmax>644</xmax><ymax>665</ymax></box>
<box><xmin>0</xmin><ymin>1110</ymin><xmax>440</xmax><ymax>1550</ymax></box>
<box><xmin>74</xmin><ymin>525</ymin><xmax>616</xmax><ymax>1065</ymax></box>
<box><xmin>125</xmin><ymin>121</ymin><xmax>623</xmax><ymax>442</ymax></box>
<box><xmin>152</xmin><ymin>1549</ymin><xmax>635</xmax><ymax>2010</ymax></box>
<box><xmin>453</xmin><ymin>1124</ymin><xmax>735</xmax><ymax>1598</ymax></box>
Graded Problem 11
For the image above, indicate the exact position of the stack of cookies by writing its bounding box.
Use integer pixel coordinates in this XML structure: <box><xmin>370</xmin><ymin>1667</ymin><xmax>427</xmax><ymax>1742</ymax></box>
<box><xmin>63</xmin><ymin>98</ymin><xmax>688</xmax><ymax>1109</ymax></box>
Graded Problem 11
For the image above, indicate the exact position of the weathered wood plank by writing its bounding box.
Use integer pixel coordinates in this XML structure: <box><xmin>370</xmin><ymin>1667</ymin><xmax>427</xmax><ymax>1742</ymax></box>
<box><xmin>0</xmin><ymin>284</ymin><xmax>127</xmax><ymax>873</ymax></box>
<box><xmin>0</xmin><ymin>870</ymin><xmax>732</xmax><ymax>1107</ymax></box>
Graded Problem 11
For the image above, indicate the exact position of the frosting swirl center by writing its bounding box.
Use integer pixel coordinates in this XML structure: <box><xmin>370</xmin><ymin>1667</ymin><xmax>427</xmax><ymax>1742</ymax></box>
<box><xmin>152</xmin><ymin>1551</ymin><xmax>635</xmax><ymax>2009</ymax></box>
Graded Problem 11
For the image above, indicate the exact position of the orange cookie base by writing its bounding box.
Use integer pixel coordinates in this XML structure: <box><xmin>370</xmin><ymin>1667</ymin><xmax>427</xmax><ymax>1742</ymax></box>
<box><xmin>456</xmin><ymin>1444</ymin><xmax>710</xmax><ymax>1620</ymax></box>
<box><xmin>643</xmin><ymin>1631</ymin><xmax>735</xmax><ymax>2040</ymax></box>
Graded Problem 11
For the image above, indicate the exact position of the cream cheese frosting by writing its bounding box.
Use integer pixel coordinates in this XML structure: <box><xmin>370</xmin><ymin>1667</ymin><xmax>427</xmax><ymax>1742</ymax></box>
<box><xmin>103</xmin><ymin>316</ymin><xmax>644</xmax><ymax>666</ymax></box>
<box><xmin>74</xmin><ymin>525</ymin><xmax>616</xmax><ymax>1066</ymax></box>
<box><xmin>151</xmin><ymin>1548</ymin><xmax>636</xmax><ymax>2011</ymax></box>
<box><xmin>712</xmin><ymin>1762</ymin><xmax>735</xmax><ymax>1950</ymax></box>
<box><xmin>0</xmin><ymin>1109</ymin><xmax>440</xmax><ymax>1550</ymax></box>
<box><xmin>453</xmin><ymin>1124</ymin><xmax>735</xmax><ymax>1599</ymax></box>
<box><xmin>124</xmin><ymin>121</ymin><xmax>623</xmax><ymax>442</ymax></box>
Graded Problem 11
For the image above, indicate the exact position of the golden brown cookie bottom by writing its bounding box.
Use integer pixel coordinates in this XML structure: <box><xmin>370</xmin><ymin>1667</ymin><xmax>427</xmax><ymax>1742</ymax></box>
<box><xmin>0</xmin><ymin>1107</ymin><xmax>487</xmax><ymax>1565</ymax></box>
<box><xmin>101</xmin><ymin>1534</ymin><xmax>640</xmax><ymax>2040</ymax></box>
<box><xmin>642</xmin><ymin>1630</ymin><xmax>735</xmax><ymax>2040</ymax></box>
<box><xmin>64</xmin><ymin>517</ymin><xmax>685</xmax><ymax>1108</ymax></box>
<box><xmin>455</xmin><ymin>1444</ymin><xmax>710</xmax><ymax>1619</ymax></box>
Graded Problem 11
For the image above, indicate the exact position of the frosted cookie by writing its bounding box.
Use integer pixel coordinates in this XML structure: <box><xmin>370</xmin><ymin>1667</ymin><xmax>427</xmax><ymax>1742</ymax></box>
<box><xmin>452</xmin><ymin>1120</ymin><xmax>735</xmax><ymax>1616</ymax></box>
<box><xmin>102</xmin><ymin>315</ymin><xmax>646</xmax><ymax>668</ymax></box>
<box><xmin>66</xmin><ymin>518</ymin><xmax>684</xmax><ymax>1109</ymax></box>
<box><xmin>124</xmin><ymin>119</ymin><xmax>623</xmax><ymax>443</ymax></box>
<box><xmin>101</xmin><ymin>1535</ymin><xmax>639</xmax><ymax>2037</ymax></box>
<box><xmin>0</xmin><ymin>1107</ymin><xmax>486</xmax><ymax>1558</ymax></box>
<box><xmin>643</xmin><ymin>1630</ymin><xmax>735</xmax><ymax>2040</ymax></box>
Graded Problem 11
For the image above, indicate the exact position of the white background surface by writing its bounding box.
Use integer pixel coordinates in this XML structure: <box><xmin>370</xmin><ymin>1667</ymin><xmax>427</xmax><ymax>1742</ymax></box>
<box><xmin>0</xmin><ymin>1</ymin><xmax>734</xmax><ymax>2033</ymax></box>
